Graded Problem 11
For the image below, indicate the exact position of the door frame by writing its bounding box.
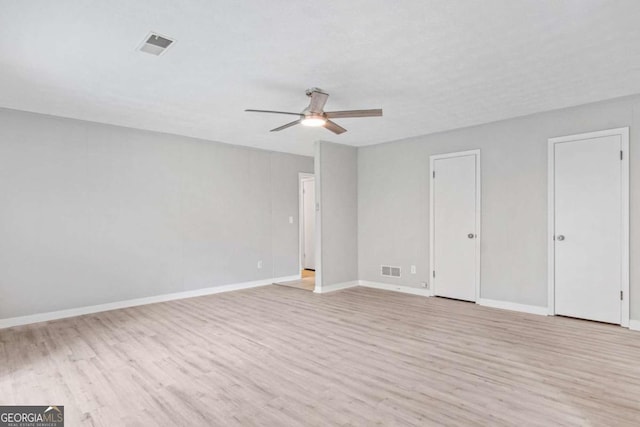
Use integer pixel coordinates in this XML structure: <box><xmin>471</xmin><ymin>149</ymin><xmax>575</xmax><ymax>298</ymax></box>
<box><xmin>429</xmin><ymin>149</ymin><xmax>482</xmax><ymax>301</ymax></box>
<box><xmin>547</xmin><ymin>127</ymin><xmax>629</xmax><ymax>326</ymax></box>
<box><xmin>298</xmin><ymin>173</ymin><xmax>315</xmax><ymax>274</ymax></box>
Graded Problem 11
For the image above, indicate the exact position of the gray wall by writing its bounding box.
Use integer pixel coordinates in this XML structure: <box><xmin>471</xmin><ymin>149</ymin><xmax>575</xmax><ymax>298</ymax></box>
<box><xmin>316</xmin><ymin>141</ymin><xmax>358</xmax><ymax>287</ymax></box>
<box><xmin>359</xmin><ymin>94</ymin><xmax>640</xmax><ymax>319</ymax></box>
<box><xmin>0</xmin><ymin>108</ymin><xmax>313</xmax><ymax>319</ymax></box>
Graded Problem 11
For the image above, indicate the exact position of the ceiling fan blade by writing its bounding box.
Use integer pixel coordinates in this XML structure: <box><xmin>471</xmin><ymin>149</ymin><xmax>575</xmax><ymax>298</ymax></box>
<box><xmin>308</xmin><ymin>90</ymin><xmax>329</xmax><ymax>113</ymax></box>
<box><xmin>270</xmin><ymin>120</ymin><xmax>301</xmax><ymax>132</ymax></box>
<box><xmin>324</xmin><ymin>120</ymin><xmax>347</xmax><ymax>135</ymax></box>
<box><xmin>245</xmin><ymin>109</ymin><xmax>303</xmax><ymax>117</ymax></box>
<box><xmin>325</xmin><ymin>109</ymin><xmax>383</xmax><ymax>119</ymax></box>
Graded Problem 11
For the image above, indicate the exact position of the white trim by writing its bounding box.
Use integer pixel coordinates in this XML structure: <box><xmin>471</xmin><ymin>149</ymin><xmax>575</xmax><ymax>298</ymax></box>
<box><xmin>429</xmin><ymin>149</ymin><xmax>481</xmax><ymax>301</ymax></box>
<box><xmin>359</xmin><ymin>280</ymin><xmax>431</xmax><ymax>297</ymax></box>
<box><xmin>298</xmin><ymin>172</ymin><xmax>315</xmax><ymax>273</ymax></box>
<box><xmin>547</xmin><ymin>135</ymin><xmax>554</xmax><ymax>316</ymax></box>
<box><xmin>477</xmin><ymin>298</ymin><xmax>548</xmax><ymax>316</ymax></box>
<box><xmin>313</xmin><ymin>280</ymin><xmax>358</xmax><ymax>293</ymax></box>
<box><xmin>273</xmin><ymin>274</ymin><xmax>302</xmax><ymax>283</ymax></box>
<box><xmin>313</xmin><ymin>142</ymin><xmax>323</xmax><ymax>293</ymax></box>
<box><xmin>621</xmin><ymin>129</ymin><xmax>630</xmax><ymax>327</ymax></box>
<box><xmin>547</xmin><ymin>127</ymin><xmax>629</xmax><ymax>327</ymax></box>
<box><xmin>0</xmin><ymin>276</ymin><xmax>296</xmax><ymax>329</ymax></box>
<box><xmin>629</xmin><ymin>320</ymin><xmax>640</xmax><ymax>332</ymax></box>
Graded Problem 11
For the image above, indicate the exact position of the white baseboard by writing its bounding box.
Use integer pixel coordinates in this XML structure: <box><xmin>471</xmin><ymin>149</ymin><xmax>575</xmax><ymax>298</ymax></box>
<box><xmin>629</xmin><ymin>320</ymin><xmax>640</xmax><ymax>331</ymax></box>
<box><xmin>314</xmin><ymin>280</ymin><xmax>359</xmax><ymax>293</ymax></box>
<box><xmin>477</xmin><ymin>298</ymin><xmax>548</xmax><ymax>316</ymax></box>
<box><xmin>0</xmin><ymin>275</ymin><xmax>296</xmax><ymax>329</ymax></box>
<box><xmin>358</xmin><ymin>280</ymin><xmax>431</xmax><ymax>297</ymax></box>
<box><xmin>273</xmin><ymin>274</ymin><xmax>303</xmax><ymax>283</ymax></box>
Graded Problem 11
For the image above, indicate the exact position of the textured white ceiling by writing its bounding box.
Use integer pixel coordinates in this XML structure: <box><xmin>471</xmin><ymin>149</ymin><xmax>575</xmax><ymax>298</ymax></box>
<box><xmin>1</xmin><ymin>0</ymin><xmax>640</xmax><ymax>156</ymax></box>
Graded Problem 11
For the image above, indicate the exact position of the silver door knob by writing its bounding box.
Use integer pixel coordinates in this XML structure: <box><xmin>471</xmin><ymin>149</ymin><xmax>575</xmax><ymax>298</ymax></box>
<box><xmin>468</xmin><ymin>233</ymin><xmax>475</xmax><ymax>239</ymax></box>
<box><xmin>556</xmin><ymin>235</ymin><xmax>565</xmax><ymax>241</ymax></box>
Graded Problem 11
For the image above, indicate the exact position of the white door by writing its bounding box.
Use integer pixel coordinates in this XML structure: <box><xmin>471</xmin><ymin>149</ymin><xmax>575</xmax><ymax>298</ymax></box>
<box><xmin>553</xmin><ymin>135</ymin><xmax>622</xmax><ymax>324</ymax></box>
<box><xmin>302</xmin><ymin>179</ymin><xmax>315</xmax><ymax>270</ymax></box>
<box><xmin>432</xmin><ymin>153</ymin><xmax>479</xmax><ymax>301</ymax></box>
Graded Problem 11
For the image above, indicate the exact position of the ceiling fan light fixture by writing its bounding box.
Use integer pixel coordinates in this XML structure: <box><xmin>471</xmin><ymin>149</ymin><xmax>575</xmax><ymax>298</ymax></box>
<box><xmin>245</xmin><ymin>88</ymin><xmax>382</xmax><ymax>134</ymax></box>
<box><xmin>301</xmin><ymin>116</ymin><xmax>326</xmax><ymax>127</ymax></box>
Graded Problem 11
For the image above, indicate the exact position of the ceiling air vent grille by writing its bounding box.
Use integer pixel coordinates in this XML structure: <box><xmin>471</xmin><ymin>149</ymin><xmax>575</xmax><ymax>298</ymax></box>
<box><xmin>138</xmin><ymin>32</ymin><xmax>175</xmax><ymax>56</ymax></box>
<box><xmin>381</xmin><ymin>265</ymin><xmax>401</xmax><ymax>278</ymax></box>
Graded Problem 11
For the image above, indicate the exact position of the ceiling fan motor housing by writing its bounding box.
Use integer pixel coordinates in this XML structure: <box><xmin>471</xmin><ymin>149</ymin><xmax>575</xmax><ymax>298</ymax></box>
<box><xmin>305</xmin><ymin>87</ymin><xmax>327</xmax><ymax>97</ymax></box>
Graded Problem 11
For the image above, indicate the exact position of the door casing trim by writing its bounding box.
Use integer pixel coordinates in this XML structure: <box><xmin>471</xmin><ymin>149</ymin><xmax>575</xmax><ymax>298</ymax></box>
<box><xmin>298</xmin><ymin>172</ymin><xmax>315</xmax><ymax>274</ymax></box>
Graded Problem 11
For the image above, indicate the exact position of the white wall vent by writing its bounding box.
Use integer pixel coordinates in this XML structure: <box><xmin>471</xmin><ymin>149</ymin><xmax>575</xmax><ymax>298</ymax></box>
<box><xmin>138</xmin><ymin>32</ymin><xmax>175</xmax><ymax>56</ymax></box>
<box><xmin>381</xmin><ymin>265</ymin><xmax>401</xmax><ymax>278</ymax></box>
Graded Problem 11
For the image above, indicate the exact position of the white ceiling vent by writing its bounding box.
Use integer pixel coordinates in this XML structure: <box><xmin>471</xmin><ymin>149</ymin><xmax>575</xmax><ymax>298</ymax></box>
<box><xmin>381</xmin><ymin>265</ymin><xmax>401</xmax><ymax>278</ymax></box>
<box><xmin>138</xmin><ymin>32</ymin><xmax>175</xmax><ymax>56</ymax></box>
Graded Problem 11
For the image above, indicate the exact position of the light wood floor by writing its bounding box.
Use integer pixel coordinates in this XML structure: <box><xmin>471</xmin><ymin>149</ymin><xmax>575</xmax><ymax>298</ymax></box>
<box><xmin>276</xmin><ymin>269</ymin><xmax>315</xmax><ymax>291</ymax></box>
<box><xmin>2</xmin><ymin>286</ymin><xmax>640</xmax><ymax>426</ymax></box>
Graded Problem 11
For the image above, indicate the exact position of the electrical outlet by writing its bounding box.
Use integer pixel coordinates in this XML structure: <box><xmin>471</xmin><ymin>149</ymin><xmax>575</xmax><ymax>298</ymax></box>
<box><xmin>257</xmin><ymin>260</ymin><xmax>263</xmax><ymax>269</ymax></box>
<box><xmin>421</xmin><ymin>282</ymin><xmax>429</xmax><ymax>289</ymax></box>
<box><xmin>288</xmin><ymin>216</ymin><xmax>294</xmax><ymax>224</ymax></box>
<box><xmin>410</xmin><ymin>265</ymin><xmax>416</xmax><ymax>274</ymax></box>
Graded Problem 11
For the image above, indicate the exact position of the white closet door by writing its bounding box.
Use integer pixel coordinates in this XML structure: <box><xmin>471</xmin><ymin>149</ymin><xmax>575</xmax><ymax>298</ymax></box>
<box><xmin>302</xmin><ymin>179</ymin><xmax>315</xmax><ymax>270</ymax></box>
<box><xmin>554</xmin><ymin>135</ymin><xmax>622</xmax><ymax>324</ymax></box>
<box><xmin>432</xmin><ymin>154</ymin><xmax>478</xmax><ymax>301</ymax></box>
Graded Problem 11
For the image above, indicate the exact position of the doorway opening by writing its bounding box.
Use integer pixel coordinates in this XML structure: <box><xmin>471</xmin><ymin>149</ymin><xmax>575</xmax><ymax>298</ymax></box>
<box><xmin>276</xmin><ymin>173</ymin><xmax>316</xmax><ymax>291</ymax></box>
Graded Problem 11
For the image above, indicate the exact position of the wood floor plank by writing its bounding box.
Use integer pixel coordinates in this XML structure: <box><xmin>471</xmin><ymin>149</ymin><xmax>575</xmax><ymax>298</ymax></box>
<box><xmin>2</xmin><ymin>286</ymin><xmax>640</xmax><ymax>426</ymax></box>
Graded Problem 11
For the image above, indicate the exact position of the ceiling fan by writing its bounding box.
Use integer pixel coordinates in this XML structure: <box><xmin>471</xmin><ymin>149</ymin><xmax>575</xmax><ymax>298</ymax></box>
<box><xmin>245</xmin><ymin>88</ymin><xmax>382</xmax><ymax>134</ymax></box>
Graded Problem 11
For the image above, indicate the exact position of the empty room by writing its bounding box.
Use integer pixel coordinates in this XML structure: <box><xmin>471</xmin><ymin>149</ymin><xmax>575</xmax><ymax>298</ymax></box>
<box><xmin>1</xmin><ymin>1</ymin><xmax>640</xmax><ymax>426</ymax></box>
